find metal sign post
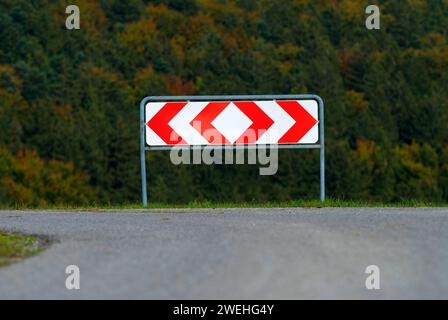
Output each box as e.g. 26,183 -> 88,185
140,95 -> 325,206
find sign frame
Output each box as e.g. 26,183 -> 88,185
140,95 -> 325,206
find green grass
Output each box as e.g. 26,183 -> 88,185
0,232 -> 43,267
0,198 -> 447,211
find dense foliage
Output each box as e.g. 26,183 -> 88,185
0,0 -> 447,205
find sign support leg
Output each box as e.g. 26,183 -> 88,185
140,100 -> 148,207
319,97 -> 325,202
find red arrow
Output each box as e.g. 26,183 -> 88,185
146,102 -> 187,144
233,101 -> 274,144
277,101 -> 318,144
190,102 -> 231,144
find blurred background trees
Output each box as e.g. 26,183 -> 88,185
0,0 -> 447,205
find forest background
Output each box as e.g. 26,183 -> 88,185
0,0 -> 447,206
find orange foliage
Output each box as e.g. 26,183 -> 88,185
356,139 -> 378,168
0,148 -> 96,206
119,20 -> 158,55
339,48 -> 360,73
345,91 -> 369,111
53,104 -> 73,120
184,14 -> 216,46
166,77 -> 197,96
338,0 -> 368,21
0,65 -> 22,88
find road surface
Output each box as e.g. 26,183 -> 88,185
0,208 -> 447,299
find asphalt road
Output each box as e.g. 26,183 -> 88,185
0,208 -> 447,299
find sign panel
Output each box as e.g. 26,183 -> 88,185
145,100 -> 319,146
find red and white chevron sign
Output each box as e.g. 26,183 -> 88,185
145,100 -> 319,146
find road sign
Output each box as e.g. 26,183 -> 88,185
145,100 -> 319,146
140,95 -> 325,205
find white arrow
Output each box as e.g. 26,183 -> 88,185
169,102 -> 210,145
255,101 -> 295,144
